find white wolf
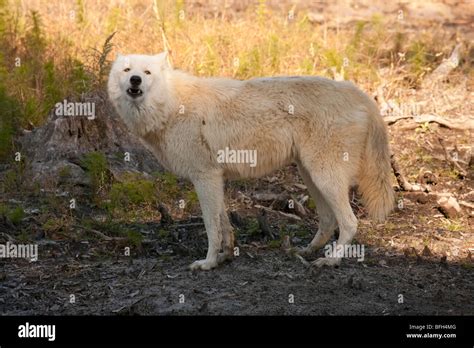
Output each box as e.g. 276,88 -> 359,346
108,52 -> 395,271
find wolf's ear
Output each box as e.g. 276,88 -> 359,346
155,51 -> 172,70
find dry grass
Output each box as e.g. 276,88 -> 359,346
1,0 -> 471,143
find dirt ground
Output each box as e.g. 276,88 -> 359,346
0,227 -> 472,316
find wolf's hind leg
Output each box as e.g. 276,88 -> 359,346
309,174 -> 358,267
297,164 -> 337,256
189,174 -> 225,271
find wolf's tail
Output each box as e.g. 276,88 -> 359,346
358,105 -> 395,222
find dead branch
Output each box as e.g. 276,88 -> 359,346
391,152 -> 467,217
294,253 -> 310,266
390,154 -> 427,192
422,43 -> 462,89
254,204 -> 302,221
459,201 -> 474,209
384,114 -> 474,130
291,195 -> 308,217
73,224 -> 126,241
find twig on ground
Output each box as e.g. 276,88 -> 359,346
390,154 -> 427,192
254,204 -> 302,221
459,201 -> 474,209
295,253 -> 310,267
72,224 -> 126,241
384,114 -> 474,130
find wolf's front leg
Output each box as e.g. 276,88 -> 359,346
189,174 -> 226,271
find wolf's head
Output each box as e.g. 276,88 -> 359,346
108,52 -> 172,135
108,52 -> 169,101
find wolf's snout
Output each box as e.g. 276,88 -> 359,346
126,75 -> 144,98
130,75 -> 142,86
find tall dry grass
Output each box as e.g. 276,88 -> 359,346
0,0 -> 469,161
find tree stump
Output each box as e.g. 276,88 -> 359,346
19,91 -> 164,188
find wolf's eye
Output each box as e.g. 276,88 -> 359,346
144,70 -> 151,75
123,68 -> 130,72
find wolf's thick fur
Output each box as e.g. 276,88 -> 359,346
108,53 -> 395,270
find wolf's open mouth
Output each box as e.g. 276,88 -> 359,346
127,87 -> 143,98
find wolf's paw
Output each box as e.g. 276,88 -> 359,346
312,257 -> 341,268
189,259 -> 218,271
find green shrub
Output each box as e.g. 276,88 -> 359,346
109,179 -> 155,208
0,205 -> 25,224
81,152 -> 110,194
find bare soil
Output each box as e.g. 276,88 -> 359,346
0,229 -> 472,316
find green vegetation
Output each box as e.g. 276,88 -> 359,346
0,204 -> 24,225
109,178 -> 155,207
81,152 -> 111,195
